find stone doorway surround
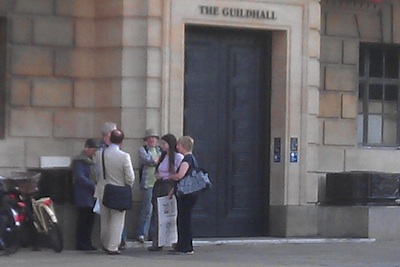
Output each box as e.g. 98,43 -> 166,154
161,0 -> 321,236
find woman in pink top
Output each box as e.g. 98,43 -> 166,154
148,133 -> 183,251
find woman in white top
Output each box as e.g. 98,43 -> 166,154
148,133 -> 183,251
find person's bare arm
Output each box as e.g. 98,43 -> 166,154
169,161 -> 189,181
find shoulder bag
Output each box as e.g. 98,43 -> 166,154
176,155 -> 212,196
101,149 -> 132,211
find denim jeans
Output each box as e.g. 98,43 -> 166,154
76,207 -> 95,249
121,227 -> 127,242
137,187 -> 154,238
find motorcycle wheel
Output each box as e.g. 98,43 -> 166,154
18,220 -> 32,248
42,210 -> 63,253
0,207 -> 20,254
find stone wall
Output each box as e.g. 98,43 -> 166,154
318,0 -> 400,196
0,0 -> 125,172
0,0 -> 166,172
0,0 -> 161,243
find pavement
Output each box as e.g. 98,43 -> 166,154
1,237 -> 400,267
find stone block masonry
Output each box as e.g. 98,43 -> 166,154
33,17 -> 74,46
11,46 -> 53,76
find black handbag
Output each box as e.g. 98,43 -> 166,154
176,168 -> 211,196
101,149 -> 132,211
102,184 -> 132,211
176,156 -> 211,196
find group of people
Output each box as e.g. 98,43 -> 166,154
71,122 -> 133,254
70,122 -> 199,255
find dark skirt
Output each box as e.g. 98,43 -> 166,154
149,179 -> 176,247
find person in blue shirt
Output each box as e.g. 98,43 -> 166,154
71,138 -> 100,251
136,129 -> 161,243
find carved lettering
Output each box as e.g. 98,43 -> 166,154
199,5 -> 219,16
200,6 -> 277,20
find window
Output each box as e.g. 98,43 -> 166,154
358,44 -> 400,146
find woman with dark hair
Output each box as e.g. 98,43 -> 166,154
148,133 -> 183,251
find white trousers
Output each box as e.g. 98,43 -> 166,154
100,202 -> 125,252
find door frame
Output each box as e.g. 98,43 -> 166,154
163,0 -> 309,217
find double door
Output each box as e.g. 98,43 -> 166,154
184,26 -> 271,237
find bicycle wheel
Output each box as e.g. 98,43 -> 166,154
0,208 -> 20,254
41,209 -> 63,253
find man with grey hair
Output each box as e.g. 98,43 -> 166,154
100,122 -> 117,149
97,129 -> 135,255
96,121 -> 127,250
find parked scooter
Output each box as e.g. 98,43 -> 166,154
0,177 -> 24,255
0,172 -> 63,253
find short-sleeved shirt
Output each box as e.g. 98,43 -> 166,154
180,154 -> 196,176
157,153 -> 184,180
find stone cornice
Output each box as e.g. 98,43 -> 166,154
322,0 -> 383,10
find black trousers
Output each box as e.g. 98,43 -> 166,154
75,207 -> 95,249
175,193 -> 198,252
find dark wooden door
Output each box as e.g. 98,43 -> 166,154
184,26 -> 271,237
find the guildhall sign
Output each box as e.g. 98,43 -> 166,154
199,5 -> 277,20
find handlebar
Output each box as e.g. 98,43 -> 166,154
0,172 -> 41,196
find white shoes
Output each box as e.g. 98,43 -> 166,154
137,235 -> 145,243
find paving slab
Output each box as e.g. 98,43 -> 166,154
1,238 -> 399,267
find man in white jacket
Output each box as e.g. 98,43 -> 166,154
95,129 -> 135,255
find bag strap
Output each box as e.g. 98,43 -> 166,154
190,155 -> 208,174
191,154 -> 199,168
102,149 -> 106,180
138,145 -> 147,183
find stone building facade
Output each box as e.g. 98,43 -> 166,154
0,0 -> 400,248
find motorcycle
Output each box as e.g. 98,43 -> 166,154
0,172 -> 63,253
0,177 -> 24,255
